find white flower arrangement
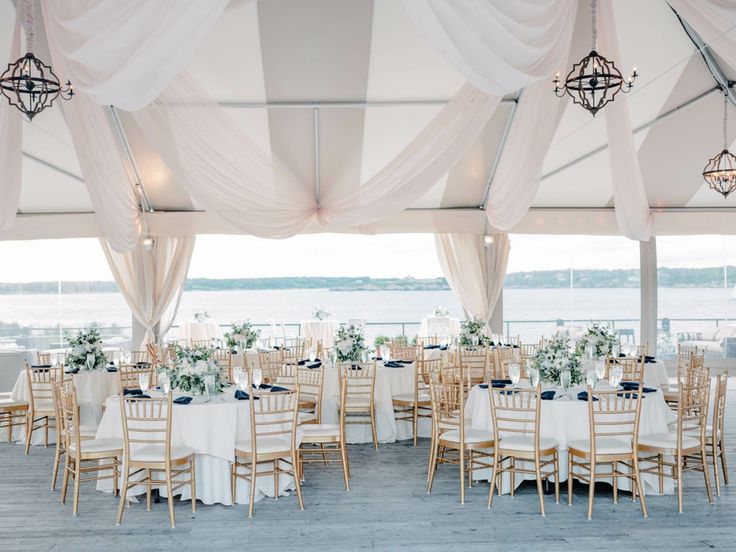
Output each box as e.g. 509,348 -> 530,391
459,317 -> 489,346
312,306 -> 330,321
223,320 -> 261,349
432,305 -> 450,317
531,335 -> 583,385
194,310 -> 210,323
334,324 -> 366,362
166,345 -> 225,395
65,328 -> 107,372
576,322 -> 618,358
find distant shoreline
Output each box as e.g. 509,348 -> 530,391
0,266 -> 733,294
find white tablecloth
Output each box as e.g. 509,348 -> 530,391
320,361 -> 430,444
418,317 -> 461,338
6,369 -> 118,444
96,391 -> 300,506
465,384 -> 677,494
300,320 -> 340,348
178,322 -> 221,344
646,360 -> 669,387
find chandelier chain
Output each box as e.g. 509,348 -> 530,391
22,0 -> 35,54
590,0 -> 598,51
724,93 -> 729,150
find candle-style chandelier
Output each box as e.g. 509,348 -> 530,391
553,0 -> 637,116
0,0 -> 73,120
702,92 -> 736,199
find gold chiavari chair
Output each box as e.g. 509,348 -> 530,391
427,380 -> 494,504
390,344 -> 419,362
707,372 -> 729,495
635,344 -> 648,356
129,350 -> 151,364
638,368 -> 713,513
232,389 -> 303,518
339,361 -> 378,450
297,366 -> 324,424
455,346 -> 488,390
117,363 -> 155,394
191,339 -> 213,349
392,336 -> 409,348
37,352 -> 52,365
418,336 -> 440,347
605,356 -> 645,385
258,349 -> 283,384
664,351 -> 705,406
213,348 -> 234,384
117,393 -> 196,528
495,345 -> 519,366
24,364 -> 62,454
0,392 -> 28,443
146,343 -> 160,366
58,381 -> 122,516
104,349 -> 120,365
519,343 -> 538,364
392,358 -> 440,446
273,363 -> 298,390
298,375 -> 350,490
488,385 -> 559,516
568,386 -> 647,519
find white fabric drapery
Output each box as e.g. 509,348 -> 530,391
100,236 -> 195,347
434,233 -> 510,326
669,0 -> 736,71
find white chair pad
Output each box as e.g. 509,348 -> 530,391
345,398 -> 372,408
69,437 -> 122,455
79,424 -> 98,437
639,432 -> 700,451
568,437 -> 632,455
130,444 -> 194,462
298,412 -> 317,423
392,392 -> 430,403
235,437 -> 292,455
499,435 -> 558,453
301,424 -> 340,438
440,428 -> 494,444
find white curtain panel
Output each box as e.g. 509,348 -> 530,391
100,235 -> 195,347
435,233 -> 510,324
598,0 -> 652,241
42,0 -> 228,110
669,0 -> 736,70
401,0 -> 578,94
0,8 -> 23,231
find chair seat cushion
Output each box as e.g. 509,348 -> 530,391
298,411 -> 316,423
499,435 -> 558,453
301,424 -> 340,439
639,432 -> 700,451
69,437 -> 123,455
130,444 -> 194,462
440,428 -> 494,445
79,424 -> 98,437
235,437 -> 292,455
568,437 -> 632,455
392,392 -> 430,404
344,398 -> 372,408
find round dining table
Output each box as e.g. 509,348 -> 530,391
300,320 -> 340,348
95,390 -> 301,506
465,383 -> 677,495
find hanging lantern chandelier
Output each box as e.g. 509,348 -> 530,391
702,93 -> 736,199
553,0 -> 637,116
0,0 -> 73,120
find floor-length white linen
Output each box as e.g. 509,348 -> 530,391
435,233 -> 510,326
418,317 -> 461,338
42,0 -> 228,111
178,322 -> 221,345
401,0 -> 578,95
95,393 -> 299,505
465,384 -> 676,494
100,236 -> 195,347
300,320 -> 340,349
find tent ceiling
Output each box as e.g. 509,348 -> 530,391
2,0 -> 736,241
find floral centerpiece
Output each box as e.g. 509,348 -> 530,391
432,305 -> 449,317
334,324 -> 366,362
531,335 -> 583,385
459,317 -> 489,346
312,306 -> 330,320
223,320 -> 260,349
65,328 -> 107,371
166,345 -> 226,395
576,322 -> 618,358
194,310 -> 210,323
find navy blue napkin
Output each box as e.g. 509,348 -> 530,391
384,361 -> 404,368
620,381 -> 640,390
65,368 -> 80,374
479,382 -> 507,389
173,396 -> 192,405
127,394 -> 150,399
479,383 -> 488,389
106,363 -> 117,372
252,383 -> 272,390
424,344 -> 440,350
270,385 -> 289,392
617,391 -> 641,399
32,364 -> 52,369
298,358 -> 321,365
577,391 -> 598,402
644,355 -> 656,363
305,361 -> 322,369
492,379 -> 512,385
349,364 -> 362,370
396,359 -> 413,364
123,388 -> 143,396
234,389 -> 258,400
540,390 -> 556,401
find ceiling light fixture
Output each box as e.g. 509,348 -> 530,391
703,92 -> 736,199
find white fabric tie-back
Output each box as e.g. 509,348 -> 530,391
101,236 -> 195,348
435,233 -> 510,325
42,0 -> 229,110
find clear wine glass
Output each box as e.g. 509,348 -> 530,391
204,373 -> 215,401
308,348 -> 317,363
560,370 -> 571,395
383,347 -> 391,362
252,368 -> 263,389
159,372 -> 170,395
139,372 -> 150,393
529,367 -> 540,388
585,343 -> 594,361
233,367 -> 243,388
240,372 -> 249,392
586,370 -> 598,388
612,342 -> 621,357
609,366 -> 623,388
595,359 -> 606,381
508,363 -> 521,385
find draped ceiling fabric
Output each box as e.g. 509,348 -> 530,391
669,0 -> 736,71
0,8 -> 22,231
435,233 -> 510,331
100,236 -> 195,348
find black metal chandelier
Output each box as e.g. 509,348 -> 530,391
553,0 -> 637,116
0,0 -> 73,120
702,93 -> 736,199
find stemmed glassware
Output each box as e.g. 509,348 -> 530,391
204,374 -> 215,402
559,370 -> 572,397
595,359 -> 606,381
252,367 -> 263,390
138,372 -> 150,394
158,371 -> 170,395
308,348 -> 317,363
609,366 -> 623,388
586,369 -> 598,388
529,366 -> 540,388
508,363 -> 521,385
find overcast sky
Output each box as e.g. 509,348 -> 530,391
0,233 -> 733,283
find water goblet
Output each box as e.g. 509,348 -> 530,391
252,368 -> 263,390
233,367 -> 243,387
383,347 -> 391,362
595,359 -> 606,381
139,371 -> 150,394
609,366 -> 623,388
528,367 -> 540,388
508,363 -> 521,385
560,370 -> 571,395
159,372 -> 171,395
612,342 -> 621,358
308,348 -> 317,363
586,370 -> 598,389
204,373 -> 216,401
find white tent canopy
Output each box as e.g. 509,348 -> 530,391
2,0 -> 736,244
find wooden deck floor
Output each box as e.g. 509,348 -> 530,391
2,383 -> 735,552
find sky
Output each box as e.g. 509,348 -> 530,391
0,233 -> 734,283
